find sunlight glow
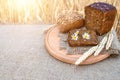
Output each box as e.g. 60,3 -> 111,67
0,0 -> 42,24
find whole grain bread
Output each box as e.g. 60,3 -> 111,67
57,11 -> 85,33
85,2 -> 117,35
67,29 -> 98,47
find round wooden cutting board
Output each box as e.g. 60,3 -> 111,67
45,26 -> 110,65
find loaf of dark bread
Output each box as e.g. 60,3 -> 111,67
68,29 -> 98,47
85,2 -> 117,35
57,11 -> 85,33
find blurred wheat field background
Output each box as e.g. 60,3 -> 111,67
0,0 -> 119,26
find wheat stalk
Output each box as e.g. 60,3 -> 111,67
0,0 -> 119,24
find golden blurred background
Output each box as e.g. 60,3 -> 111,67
0,0 -> 119,25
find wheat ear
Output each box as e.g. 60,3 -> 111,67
94,35 -> 108,56
106,32 -> 114,50
75,46 -> 98,65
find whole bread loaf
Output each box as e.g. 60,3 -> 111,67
85,2 -> 117,35
57,11 -> 85,33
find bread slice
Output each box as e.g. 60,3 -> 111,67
68,29 -> 98,47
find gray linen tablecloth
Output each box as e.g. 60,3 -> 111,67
0,25 -> 120,80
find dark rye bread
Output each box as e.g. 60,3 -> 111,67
85,2 -> 117,35
57,12 -> 85,33
68,29 -> 98,47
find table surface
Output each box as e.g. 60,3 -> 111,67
0,25 -> 120,80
